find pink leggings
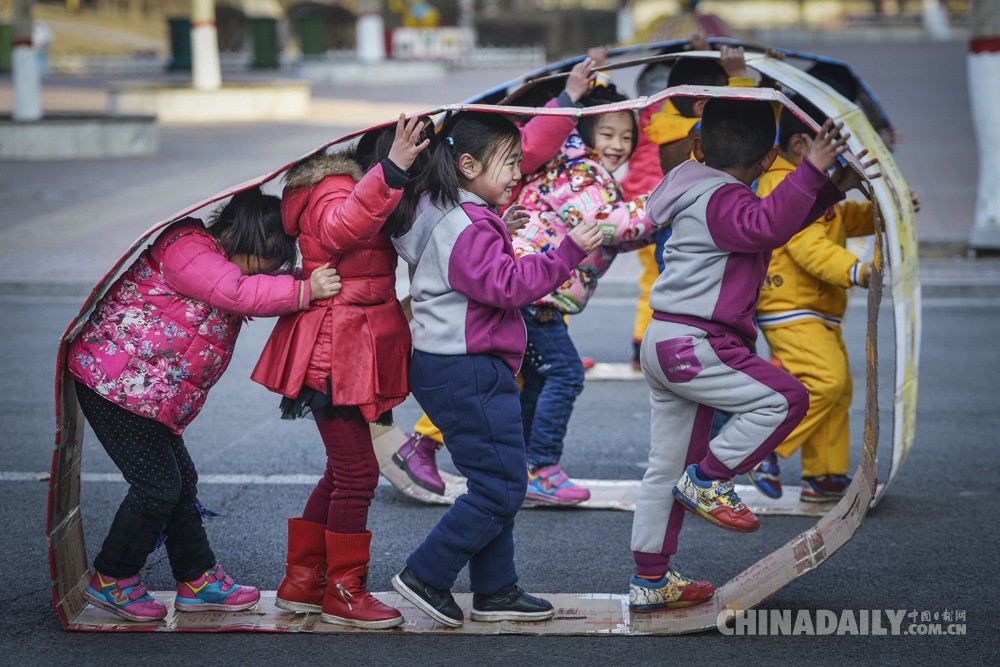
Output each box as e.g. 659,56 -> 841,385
301,408 -> 380,534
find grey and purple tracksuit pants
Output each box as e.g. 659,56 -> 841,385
631,319 -> 809,576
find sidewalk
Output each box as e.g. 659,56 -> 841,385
2,40 -> 995,297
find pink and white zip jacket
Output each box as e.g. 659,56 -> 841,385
512,131 -> 663,314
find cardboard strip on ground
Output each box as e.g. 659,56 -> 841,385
48,53 -> 907,633
375,425 -> 830,516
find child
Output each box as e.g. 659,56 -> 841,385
513,83 -> 664,504
628,99 -> 866,612
390,111 -> 603,627
392,56 -> 601,496
626,45 -> 755,370
67,188 -> 342,622
748,99 -> 882,502
250,115 -> 429,629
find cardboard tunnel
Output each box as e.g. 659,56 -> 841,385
48,48 -> 918,634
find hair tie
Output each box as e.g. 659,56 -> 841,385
446,136 -> 455,147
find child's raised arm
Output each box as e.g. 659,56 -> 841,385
519,58 -> 596,175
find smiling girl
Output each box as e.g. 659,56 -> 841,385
511,84 -> 670,505
390,111 -> 603,628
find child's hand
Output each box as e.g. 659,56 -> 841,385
564,57 -> 597,103
387,114 -> 431,171
309,263 -> 342,301
805,119 -> 851,172
830,148 -> 880,193
502,204 -> 531,235
880,126 -> 901,151
719,45 -> 747,79
689,28 -> 709,51
587,45 -> 609,68
568,219 -> 603,253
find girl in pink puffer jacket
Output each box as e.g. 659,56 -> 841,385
66,187 -> 341,623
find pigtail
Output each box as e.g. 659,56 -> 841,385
354,121 -> 437,237
415,119 -> 463,208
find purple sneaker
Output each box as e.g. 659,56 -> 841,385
84,570 -> 167,622
174,561 -> 260,612
392,433 -> 445,495
526,464 -> 591,505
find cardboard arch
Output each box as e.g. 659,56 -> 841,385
48,53 -> 917,634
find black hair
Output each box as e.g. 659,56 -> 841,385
806,62 -> 859,102
667,58 -> 727,117
207,186 -> 296,272
778,96 -> 825,150
415,111 -> 522,208
354,121 -> 435,237
576,84 -> 640,161
699,98 -> 776,170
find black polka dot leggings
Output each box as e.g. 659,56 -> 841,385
75,382 -> 215,582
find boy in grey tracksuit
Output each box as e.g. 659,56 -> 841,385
628,98 -> 867,613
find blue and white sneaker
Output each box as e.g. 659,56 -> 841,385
747,454 -> 782,499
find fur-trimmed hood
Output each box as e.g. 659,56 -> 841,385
282,151 -> 366,238
284,151 -> 365,190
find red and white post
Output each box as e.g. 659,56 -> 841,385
968,0 -> 1000,251
191,0 -> 222,91
11,0 -> 41,121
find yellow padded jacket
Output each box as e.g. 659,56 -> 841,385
756,155 -> 874,328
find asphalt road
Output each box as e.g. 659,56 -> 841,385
1,293 -> 997,663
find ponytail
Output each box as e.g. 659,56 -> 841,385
208,186 -> 296,272
354,122 -> 436,237
414,111 -> 521,208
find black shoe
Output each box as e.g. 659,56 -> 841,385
470,584 -> 554,622
391,566 -> 464,627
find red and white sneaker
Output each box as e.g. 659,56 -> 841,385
673,464 -> 759,532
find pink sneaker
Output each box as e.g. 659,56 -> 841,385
526,464 -> 591,505
84,570 -> 167,622
174,561 -> 260,612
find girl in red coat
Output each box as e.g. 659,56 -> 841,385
251,115 -> 429,629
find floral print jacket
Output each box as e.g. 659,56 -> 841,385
68,218 -> 306,434
513,132 -> 663,314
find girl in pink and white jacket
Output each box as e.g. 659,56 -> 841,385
512,84 -> 669,505
66,188 -> 341,623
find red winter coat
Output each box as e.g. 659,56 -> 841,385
251,153 -> 411,422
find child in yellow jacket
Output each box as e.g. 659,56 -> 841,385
749,98 -> 876,503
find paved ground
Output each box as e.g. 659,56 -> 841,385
1,33 -> 998,663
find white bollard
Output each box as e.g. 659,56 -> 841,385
357,13 -> 386,65
12,44 -> 42,121
191,0 -> 222,91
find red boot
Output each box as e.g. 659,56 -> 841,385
322,531 -> 404,629
275,518 -> 326,613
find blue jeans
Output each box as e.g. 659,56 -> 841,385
520,306 -> 585,469
405,351 -> 526,594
